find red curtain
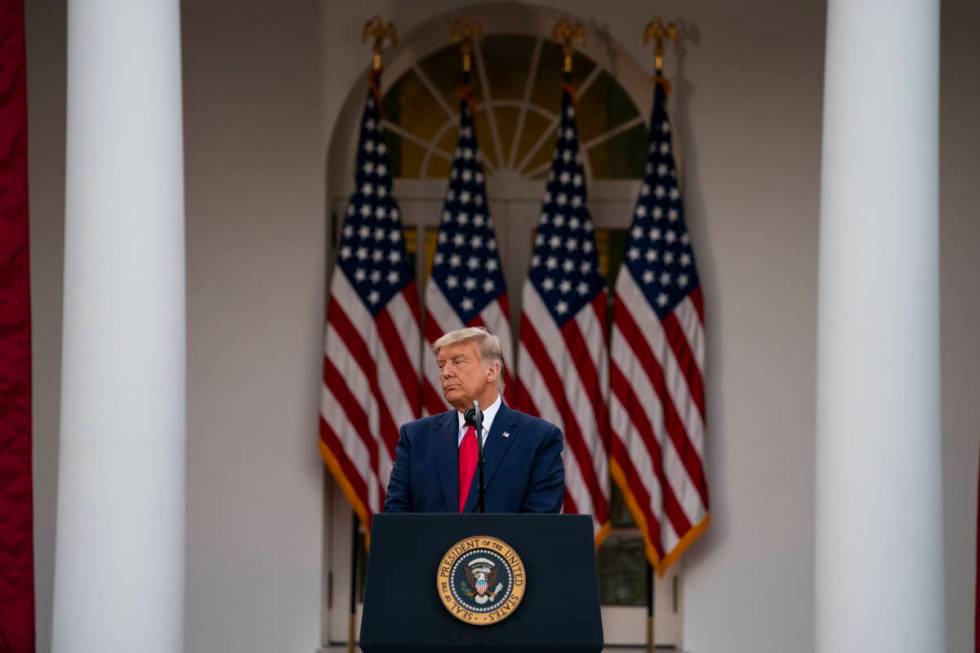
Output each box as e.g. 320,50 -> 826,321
0,0 -> 35,650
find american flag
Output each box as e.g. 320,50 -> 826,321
319,76 -> 422,536
609,79 -> 709,574
423,80 -> 516,413
517,81 -> 611,541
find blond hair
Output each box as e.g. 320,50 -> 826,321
432,327 -> 505,391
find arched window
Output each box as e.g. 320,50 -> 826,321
324,6 -> 684,649
381,34 -> 648,181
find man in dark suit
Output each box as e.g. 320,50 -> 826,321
384,327 -> 564,513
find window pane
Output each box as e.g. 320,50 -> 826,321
398,224 -> 418,281
595,227 -> 629,295
522,127 -> 557,178
610,480 -> 637,527
436,124 -> 459,155
530,41 -> 596,110
392,138 -> 426,178
428,125 -> 461,179
596,227 -> 627,324
587,122 -> 649,179
514,110 -> 555,172
480,35 -> 536,101
426,152 -> 453,180
597,530 -> 647,606
383,68 -> 446,144
420,226 -> 438,285
381,89 -> 403,177
493,106 -> 521,168
417,44 -> 481,113
576,70 -> 640,143
472,107 -> 499,168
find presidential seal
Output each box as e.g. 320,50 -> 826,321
436,535 -> 526,626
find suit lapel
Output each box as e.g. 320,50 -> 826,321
433,410 -> 459,513
463,403 -> 519,513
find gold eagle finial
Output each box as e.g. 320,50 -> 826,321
361,16 -> 397,72
552,19 -> 586,73
643,18 -> 678,75
451,18 -> 483,73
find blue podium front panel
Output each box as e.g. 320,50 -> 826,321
360,513 -> 603,653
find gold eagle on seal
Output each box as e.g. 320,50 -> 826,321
436,535 -> 526,626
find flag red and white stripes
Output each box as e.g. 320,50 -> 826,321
519,287 -> 611,539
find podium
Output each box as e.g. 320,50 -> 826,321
360,513 -> 603,653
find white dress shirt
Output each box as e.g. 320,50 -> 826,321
456,394 -> 502,447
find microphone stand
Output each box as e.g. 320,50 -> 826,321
473,400 -> 486,513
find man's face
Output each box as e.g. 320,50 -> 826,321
437,340 -> 498,410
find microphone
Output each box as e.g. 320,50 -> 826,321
464,400 -> 486,514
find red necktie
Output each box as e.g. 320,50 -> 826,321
458,425 -> 478,512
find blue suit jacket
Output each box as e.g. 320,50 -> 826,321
383,403 -> 564,513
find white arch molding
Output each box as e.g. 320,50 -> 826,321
321,3 -> 684,650
327,3 -> 656,191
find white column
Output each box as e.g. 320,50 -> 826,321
52,2 -> 185,652
815,0 -> 943,652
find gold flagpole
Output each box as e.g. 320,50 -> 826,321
640,20 -> 679,653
